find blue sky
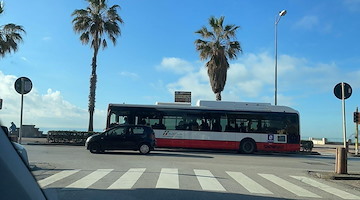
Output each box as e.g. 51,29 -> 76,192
1,0 -> 360,141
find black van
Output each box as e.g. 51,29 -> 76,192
85,124 -> 156,154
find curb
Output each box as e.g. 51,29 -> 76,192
308,171 -> 360,180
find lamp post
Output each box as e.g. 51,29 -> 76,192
274,9 -> 287,106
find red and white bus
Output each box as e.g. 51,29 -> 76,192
106,100 -> 300,153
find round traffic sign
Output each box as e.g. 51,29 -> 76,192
334,82 -> 352,100
14,77 -> 32,95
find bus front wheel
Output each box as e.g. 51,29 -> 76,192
239,139 -> 256,154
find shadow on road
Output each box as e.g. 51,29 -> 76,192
100,151 -> 214,159
44,188 -> 291,200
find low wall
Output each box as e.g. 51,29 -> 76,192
47,131 -> 100,144
309,137 -> 327,145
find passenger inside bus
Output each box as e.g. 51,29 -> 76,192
189,119 -> 199,131
139,118 -> 146,125
176,119 -> 188,130
152,119 -> 166,130
247,120 -> 252,132
239,122 -> 246,132
225,119 -> 239,132
211,120 -> 222,132
122,117 -> 129,124
199,119 -> 210,131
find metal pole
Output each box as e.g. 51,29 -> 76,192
341,82 -> 347,148
19,78 -> 24,144
274,16 -> 278,106
356,107 -> 359,155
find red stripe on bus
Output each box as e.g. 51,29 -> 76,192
156,138 -> 300,152
256,143 -> 300,152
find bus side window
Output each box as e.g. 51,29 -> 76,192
117,116 -> 129,124
176,119 -> 187,130
199,119 -> 210,131
211,120 -> 222,132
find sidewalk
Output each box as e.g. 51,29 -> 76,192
21,137 -> 48,144
311,144 -> 360,191
313,144 -> 360,157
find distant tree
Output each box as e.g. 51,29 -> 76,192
72,0 -> 124,131
0,2 -> 26,57
195,16 -> 242,101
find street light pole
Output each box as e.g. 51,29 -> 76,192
274,9 -> 287,106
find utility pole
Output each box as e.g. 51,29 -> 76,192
355,107 -> 359,155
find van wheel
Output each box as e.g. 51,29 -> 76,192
139,144 -> 150,154
239,139 -> 256,154
89,143 -> 102,154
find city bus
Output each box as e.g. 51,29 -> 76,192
106,100 -> 300,153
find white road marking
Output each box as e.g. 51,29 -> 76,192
291,176 -> 360,200
65,169 -> 113,189
194,169 -> 226,191
108,168 -> 146,189
226,171 -> 273,194
259,173 -> 321,198
38,169 -> 80,187
156,168 -> 179,189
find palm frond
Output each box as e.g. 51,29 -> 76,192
0,22 -> 26,57
72,0 -> 123,50
102,38 -> 107,49
0,1 -> 3,14
194,16 -> 242,100
80,32 -> 90,44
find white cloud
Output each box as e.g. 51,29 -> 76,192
156,57 -> 194,74
0,71 -> 106,130
42,36 -> 52,41
162,52 -> 351,106
120,71 -> 139,79
166,66 -> 214,102
293,15 -> 332,33
344,0 -> 360,12
294,15 -> 319,30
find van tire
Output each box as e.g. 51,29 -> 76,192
239,139 -> 256,154
139,143 -> 150,154
89,143 -> 102,154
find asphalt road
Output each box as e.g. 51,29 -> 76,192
26,145 -> 360,200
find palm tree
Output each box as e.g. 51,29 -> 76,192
72,0 -> 124,131
195,16 -> 242,101
0,2 -> 26,57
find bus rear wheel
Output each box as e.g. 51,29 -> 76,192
239,139 -> 256,154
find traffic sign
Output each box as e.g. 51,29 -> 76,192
14,77 -> 32,95
334,82 -> 352,100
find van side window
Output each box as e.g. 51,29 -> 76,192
133,127 -> 144,135
109,127 -> 127,136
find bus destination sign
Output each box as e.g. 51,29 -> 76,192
175,91 -> 191,103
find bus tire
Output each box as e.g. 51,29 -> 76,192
89,143 -> 102,154
139,143 -> 150,155
239,139 -> 256,154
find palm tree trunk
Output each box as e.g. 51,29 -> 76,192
88,47 -> 98,132
216,92 -> 221,101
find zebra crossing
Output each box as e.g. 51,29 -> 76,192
37,168 -> 360,199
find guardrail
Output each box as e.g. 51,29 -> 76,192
47,131 -> 99,144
